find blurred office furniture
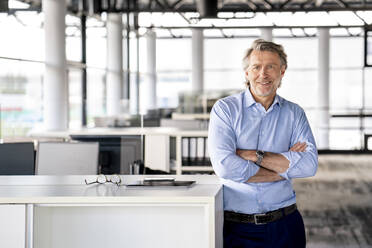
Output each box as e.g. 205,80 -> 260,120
120,136 -> 142,174
161,90 -> 236,131
30,128 -> 213,175
93,115 -> 160,128
176,90 -> 235,114
160,117 -> 209,130
145,134 -> 170,172
365,134 -> 372,150
36,142 -> 99,175
71,135 -> 141,174
92,108 -> 173,128
171,131 -> 213,175
0,142 -> 35,175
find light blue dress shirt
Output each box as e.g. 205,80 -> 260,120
208,89 -> 318,214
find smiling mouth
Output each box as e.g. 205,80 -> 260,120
258,81 -> 272,85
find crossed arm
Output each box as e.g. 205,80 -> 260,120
236,142 -> 307,183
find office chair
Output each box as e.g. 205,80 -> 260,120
0,142 -> 35,175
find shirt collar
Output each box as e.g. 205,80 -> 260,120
272,94 -> 283,108
244,88 -> 283,109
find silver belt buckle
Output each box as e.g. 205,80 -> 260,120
254,213 -> 267,225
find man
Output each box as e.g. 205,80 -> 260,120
208,39 -> 318,248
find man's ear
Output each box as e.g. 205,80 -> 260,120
245,70 -> 249,80
280,66 -> 286,78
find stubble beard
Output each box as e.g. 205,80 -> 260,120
251,79 -> 280,97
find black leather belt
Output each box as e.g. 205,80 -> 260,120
224,204 -> 297,225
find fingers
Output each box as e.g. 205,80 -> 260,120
289,142 -> 307,152
293,142 -> 306,152
289,142 -> 301,151
294,142 -> 306,152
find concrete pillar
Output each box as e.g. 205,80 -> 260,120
123,13 -> 130,100
130,27 -> 140,115
192,29 -> 204,92
142,30 -> 157,113
106,14 -> 123,116
130,73 -> 139,114
317,28 -> 330,149
260,28 -> 273,41
42,0 -> 68,130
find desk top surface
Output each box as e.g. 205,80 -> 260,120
0,175 -> 222,204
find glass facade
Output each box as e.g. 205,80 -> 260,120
0,11 -> 371,149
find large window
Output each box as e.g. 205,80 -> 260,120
1,9 -> 372,150
328,37 -> 366,149
0,12 -> 90,137
0,12 -> 44,138
155,38 -> 191,108
0,59 -> 43,137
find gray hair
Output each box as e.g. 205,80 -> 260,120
243,39 -> 288,87
242,39 -> 288,71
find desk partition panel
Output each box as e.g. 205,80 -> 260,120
36,142 -> 99,175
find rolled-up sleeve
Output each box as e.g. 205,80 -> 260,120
208,101 -> 259,183
279,109 -> 318,180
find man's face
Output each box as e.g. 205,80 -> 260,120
245,50 -> 286,99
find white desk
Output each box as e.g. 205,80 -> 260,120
0,175 -> 223,248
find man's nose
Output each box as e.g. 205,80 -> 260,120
259,67 -> 268,76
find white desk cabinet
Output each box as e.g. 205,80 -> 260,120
35,203 -> 212,248
0,175 -> 223,248
0,204 -> 26,248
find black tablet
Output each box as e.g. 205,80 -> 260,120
126,180 -> 195,187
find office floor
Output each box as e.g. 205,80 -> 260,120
293,155 -> 372,248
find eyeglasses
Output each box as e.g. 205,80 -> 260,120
85,174 -> 122,186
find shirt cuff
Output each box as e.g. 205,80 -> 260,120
279,151 -> 302,180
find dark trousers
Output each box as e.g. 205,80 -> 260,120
223,210 -> 306,248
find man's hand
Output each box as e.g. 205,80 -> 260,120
289,142 -> 307,152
